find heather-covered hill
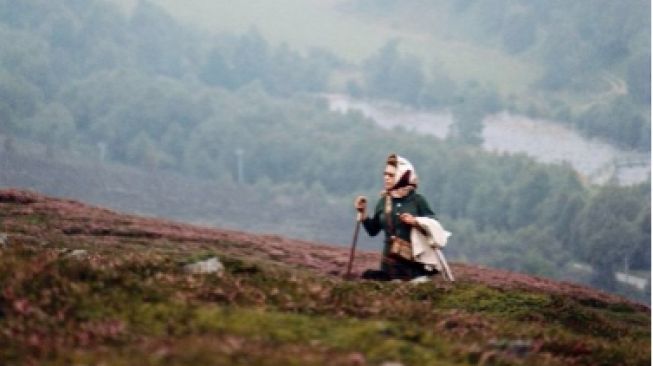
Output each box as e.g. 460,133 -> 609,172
0,189 -> 649,365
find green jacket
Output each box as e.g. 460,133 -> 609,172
362,191 -> 436,256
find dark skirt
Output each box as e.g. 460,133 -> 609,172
362,255 -> 436,281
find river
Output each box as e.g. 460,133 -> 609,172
324,94 -> 650,186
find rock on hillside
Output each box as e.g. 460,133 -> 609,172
0,189 -> 649,365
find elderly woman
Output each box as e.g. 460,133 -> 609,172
355,153 -> 439,282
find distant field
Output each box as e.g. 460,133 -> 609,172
143,0 -> 539,95
153,0 -> 389,61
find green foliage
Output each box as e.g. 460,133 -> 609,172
501,12 -> 537,54
577,96 -> 650,150
627,51 -> 651,106
0,239 -> 648,365
348,0 -> 650,150
573,185 -> 651,289
362,39 -> 425,104
448,106 -> 484,146
129,1 -> 185,77
24,103 -> 76,149
446,81 -> 501,145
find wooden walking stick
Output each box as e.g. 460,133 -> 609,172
345,198 -> 366,279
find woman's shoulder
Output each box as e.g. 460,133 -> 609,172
410,191 -> 426,200
411,192 -> 431,205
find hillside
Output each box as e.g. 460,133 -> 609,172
0,141 -> 356,247
0,189 -> 649,365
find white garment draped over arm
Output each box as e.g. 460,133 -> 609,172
410,217 -> 454,281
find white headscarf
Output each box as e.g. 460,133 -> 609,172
393,155 -> 418,189
384,153 -> 419,199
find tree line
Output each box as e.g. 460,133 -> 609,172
346,0 -> 651,151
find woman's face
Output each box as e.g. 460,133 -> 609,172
383,165 -> 396,190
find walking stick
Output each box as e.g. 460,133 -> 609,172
345,199 -> 366,279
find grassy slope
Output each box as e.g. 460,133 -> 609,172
0,189 -> 649,365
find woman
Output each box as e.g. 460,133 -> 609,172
354,153 -> 438,282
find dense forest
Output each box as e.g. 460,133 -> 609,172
345,0 -> 651,150
0,0 -> 649,302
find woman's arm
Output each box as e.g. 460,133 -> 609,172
362,199 -> 383,236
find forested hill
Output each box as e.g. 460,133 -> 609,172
0,189 -> 649,365
0,0 -> 649,304
138,0 -> 651,150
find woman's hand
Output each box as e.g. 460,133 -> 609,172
399,213 -> 418,226
354,196 -> 367,219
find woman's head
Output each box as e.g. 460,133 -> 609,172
384,153 -> 418,191
383,164 -> 397,190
